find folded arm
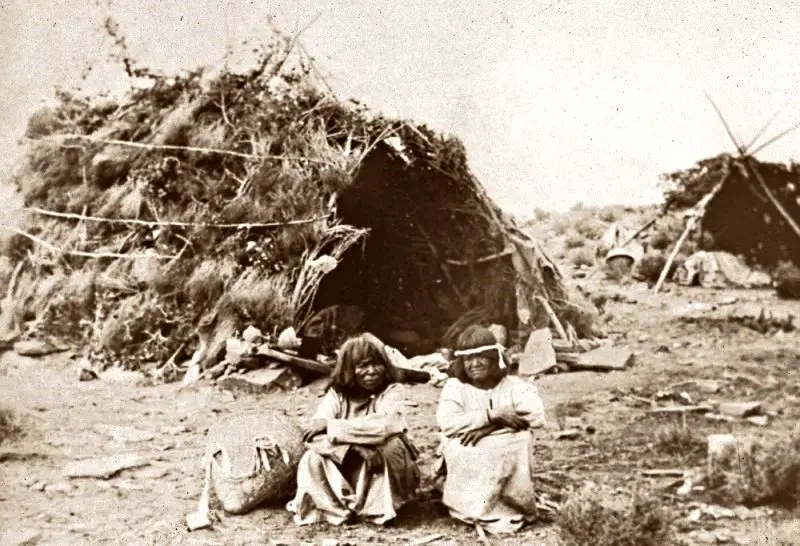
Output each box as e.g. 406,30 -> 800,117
325,384 -> 409,446
436,379 -> 492,437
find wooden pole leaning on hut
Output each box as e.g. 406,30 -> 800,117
652,171 -> 729,294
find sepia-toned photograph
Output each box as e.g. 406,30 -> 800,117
1,1 -> 799,544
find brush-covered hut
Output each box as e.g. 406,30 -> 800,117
0,37 -> 596,378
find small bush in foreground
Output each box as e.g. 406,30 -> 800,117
564,233 -> 587,249
0,407 -> 23,444
653,418 -> 706,458
574,217 -> 606,239
648,228 -> 673,251
707,435 -> 800,509
568,247 -> 594,268
598,208 -> 619,223
558,486 -> 674,546
635,252 -> 683,285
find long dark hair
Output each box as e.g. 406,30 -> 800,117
448,324 -> 508,385
327,332 -> 400,397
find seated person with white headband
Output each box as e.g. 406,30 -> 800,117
435,324 -> 546,536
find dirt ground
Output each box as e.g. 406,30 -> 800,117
1,281 -> 799,545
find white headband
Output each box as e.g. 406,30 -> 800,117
453,344 -> 507,369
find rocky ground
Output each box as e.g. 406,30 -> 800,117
1,281 -> 799,545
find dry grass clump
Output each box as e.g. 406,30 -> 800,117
0,407 -> 24,445
564,232 -> 587,249
707,435 -> 800,509
184,257 -> 238,307
647,228 -> 673,251
652,418 -> 706,458
221,270 -> 294,329
574,216 -> 606,239
598,208 -> 619,223
635,252 -> 682,284
568,247 -> 594,268
558,486 -> 674,546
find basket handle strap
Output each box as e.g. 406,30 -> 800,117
253,436 -> 289,470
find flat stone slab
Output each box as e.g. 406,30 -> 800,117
13,340 -> 64,357
717,401 -> 763,418
571,345 -> 634,372
218,366 -> 303,395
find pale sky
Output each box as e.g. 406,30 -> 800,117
1,0 -> 799,216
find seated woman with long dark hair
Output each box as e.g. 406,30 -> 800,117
287,333 -> 420,526
436,325 -> 546,535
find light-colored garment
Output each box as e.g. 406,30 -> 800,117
436,376 -> 546,535
287,383 -> 420,526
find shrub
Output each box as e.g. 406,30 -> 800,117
551,218 -> 571,237
568,247 -> 594,268
648,228 -> 673,251
707,435 -> 800,509
653,418 -> 705,458
532,207 -> 551,222
598,208 -> 618,223
574,217 -> 605,239
558,486 -> 674,546
635,252 -> 682,285
564,233 -> 587,249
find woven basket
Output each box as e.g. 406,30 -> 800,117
199,411 -> 304,515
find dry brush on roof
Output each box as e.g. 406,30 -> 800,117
0,33 -> 595,379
